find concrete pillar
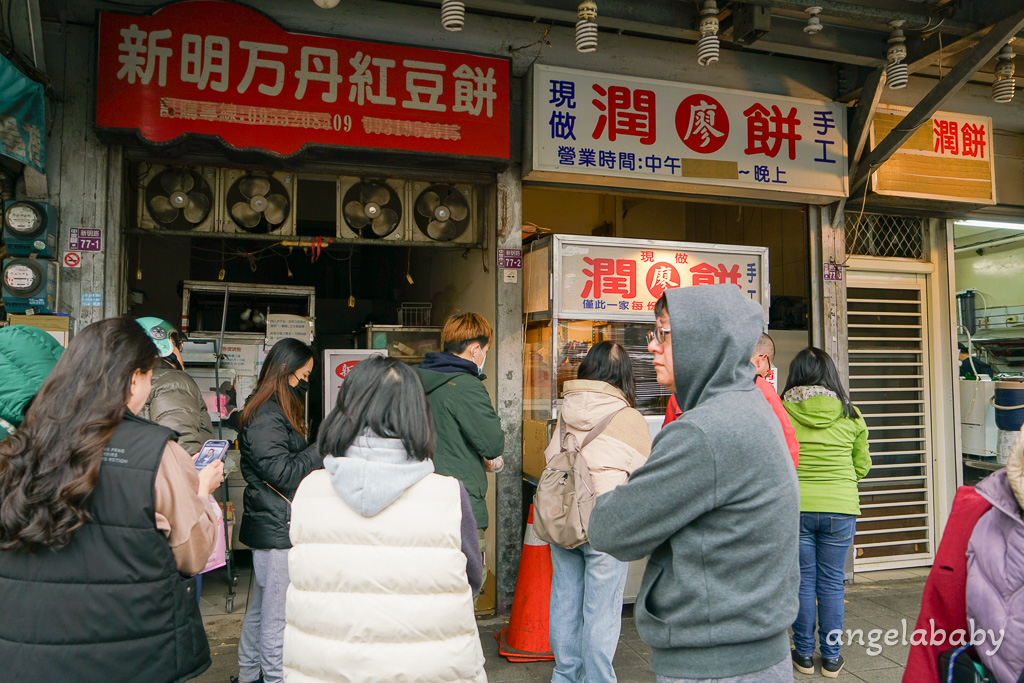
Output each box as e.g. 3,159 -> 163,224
45,23 -> 124,329
817,202 -> 850,388
494,166 -> 524,614
814,202 -> 854,580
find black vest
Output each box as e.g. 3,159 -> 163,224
0,412 -> 211,683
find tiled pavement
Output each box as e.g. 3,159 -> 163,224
192,562 -> 928,682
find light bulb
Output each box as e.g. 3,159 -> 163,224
697,0 -> 720,66
803,7 -> 823,34
441,0 -> 465,31
993,44 -> 1016,103
576,1 -> 598,53
886,20 -> 909,90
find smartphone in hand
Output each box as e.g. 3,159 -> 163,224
194,440 -> 230,471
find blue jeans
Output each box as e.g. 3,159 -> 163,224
549,542 -> 629,683
792,512 -> 856,661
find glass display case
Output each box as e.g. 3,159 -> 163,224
364,324 -> 442,364
524,234 -> 770,425
181,280 -> 316,345
525,319 -> 670,421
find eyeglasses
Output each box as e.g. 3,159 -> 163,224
646,326 -> 671,345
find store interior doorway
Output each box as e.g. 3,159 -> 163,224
522,187 -> 811,387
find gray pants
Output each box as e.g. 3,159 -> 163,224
238,549 -> 290,683
656,657 -> 793,683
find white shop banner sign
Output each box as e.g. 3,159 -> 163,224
558,241 -> 766,319
529,65 -> 847,199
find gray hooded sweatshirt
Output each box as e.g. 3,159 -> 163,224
589,284 -> 800,679
325,433 -> 484,594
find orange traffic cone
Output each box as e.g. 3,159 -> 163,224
496,504 -> 555,662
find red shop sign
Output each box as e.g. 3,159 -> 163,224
96,1 -> 510,159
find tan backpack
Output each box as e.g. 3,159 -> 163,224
532,409 -> 623,549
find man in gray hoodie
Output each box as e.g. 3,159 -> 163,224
589,284 -> 800,682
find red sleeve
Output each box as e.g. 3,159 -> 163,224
902,487 -> 991,683
756,377 -> 800,468
662,394 -> 682,428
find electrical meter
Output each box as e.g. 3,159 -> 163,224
2,258 -> 56,314
3,200 -> 59,257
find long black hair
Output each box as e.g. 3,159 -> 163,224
0,318 -> 160,552
783,346 -> 856,418
241,338 -> 314,435
577,340 -> 638,408
317,355 -> 434,461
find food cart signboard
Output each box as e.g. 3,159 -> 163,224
95,1 -> 510,159
527,65 -> 847,203
555,237 -> 767,321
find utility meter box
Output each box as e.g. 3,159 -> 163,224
3,200 -> 59,258
2,258 -> 57,314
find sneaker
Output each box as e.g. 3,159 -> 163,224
821,655 -> 845,678
792,649 -> 815,675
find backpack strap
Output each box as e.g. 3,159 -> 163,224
558,407 -> 626,452
581,408 -> 626,449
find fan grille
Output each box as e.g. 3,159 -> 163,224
342,180 -> 403,239
413,184 -> 471,242
225,173 -> 291,234
144,168 -> 214,231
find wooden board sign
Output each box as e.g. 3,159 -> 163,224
869,104 -> 995,204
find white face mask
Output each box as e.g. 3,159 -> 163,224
474,347 -> 486,374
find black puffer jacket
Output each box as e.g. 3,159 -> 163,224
238,396 -> 322,550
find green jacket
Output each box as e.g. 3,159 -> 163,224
0,325 -> 64,440
415,353 -> 504,528
783,391 -> 871,516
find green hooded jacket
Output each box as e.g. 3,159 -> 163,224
783,391 -> 871,516
0,325 -> 64,440
415,352 -> 505,529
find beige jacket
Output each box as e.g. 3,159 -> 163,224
545,380 -> 652,496
153,441 -> 219,575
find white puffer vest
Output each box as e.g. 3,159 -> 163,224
283,469 -> 486,683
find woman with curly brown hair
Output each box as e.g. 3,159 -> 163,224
0,317 -> 223,683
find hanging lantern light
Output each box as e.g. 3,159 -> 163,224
697,0 -> 720,66
992,44 -> 1016,103
886,20 -> 909,90
441,0 -> 466,31
576,1 -> 598,53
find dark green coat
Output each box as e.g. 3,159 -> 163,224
416,353 -> 504,528
0,325 -> 63,440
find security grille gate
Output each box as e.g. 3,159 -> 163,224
847,280 -> 934,569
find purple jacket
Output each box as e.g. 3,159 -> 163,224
966,469 -> 1024,683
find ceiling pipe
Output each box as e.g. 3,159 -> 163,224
954,233 -> 1024,253
729,0 -> 979,37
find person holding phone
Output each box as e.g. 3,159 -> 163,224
0,317 -> 223,682
195,440 -> 230,471
236,338 -> 321,683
